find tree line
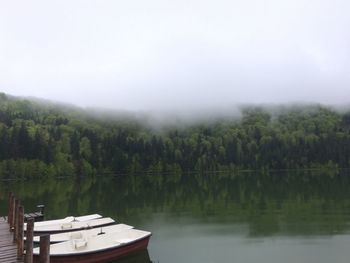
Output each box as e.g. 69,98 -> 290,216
0,92 -> 349,178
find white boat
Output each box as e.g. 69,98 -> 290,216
28,217 -> 115,234
33,223 -> 134,243
33,228 -> 152,263
24,214 -> 102,229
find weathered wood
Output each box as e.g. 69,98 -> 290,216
13,199 -> 19,237
8,192 -> 13,225
17,206 -> 24,259
39,235 -> 50,263
0,217 -> 23,263
25,218 -> 34,263
10,195 -> 16,231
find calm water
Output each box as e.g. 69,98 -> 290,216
1,170 -> 350,263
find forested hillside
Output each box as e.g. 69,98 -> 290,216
0,92 -> 349,178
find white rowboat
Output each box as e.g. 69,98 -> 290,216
33,228 -> 152,263
27,217 -> 115,234
33,223 -> 133,243
24,214 -> 102,230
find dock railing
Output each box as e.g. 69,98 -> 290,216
7,192 -> 50,263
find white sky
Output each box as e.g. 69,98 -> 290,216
1,0 -> 350,111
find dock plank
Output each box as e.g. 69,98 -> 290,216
0,218 -> 23,263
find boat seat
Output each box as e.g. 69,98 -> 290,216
73,238 -> 88,249
61,222 -> 73,229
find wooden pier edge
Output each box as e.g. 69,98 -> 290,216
39,235 -> 51,263
8,192 -> 13,225
25,218 -> 34,263
17,205 -> 24,259
14,199 -> 19,241
10,195 -> 16,231
1,193 -> 49,263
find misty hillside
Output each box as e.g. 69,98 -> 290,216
0,92 -> 349,179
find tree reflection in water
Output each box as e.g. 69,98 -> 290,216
1,170 -> 350,238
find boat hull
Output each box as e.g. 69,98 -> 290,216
32,236 -> 150,263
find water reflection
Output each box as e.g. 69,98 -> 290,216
1,170 -> 350,236
111,249 -> 151,263
1,170 -> 350,263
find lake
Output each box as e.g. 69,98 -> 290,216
1,170 -> 350,263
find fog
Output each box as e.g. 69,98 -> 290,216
1,0 -> 350,111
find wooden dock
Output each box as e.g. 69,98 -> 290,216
0,217 -> 23,263
2,193 -> 49,263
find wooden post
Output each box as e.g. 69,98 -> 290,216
7,192 -> 13,224
13,199 -> 19,237
25,218 -> 34,263
8,192 -> 14,225
39,235 -> 50,263
17,205 -> 24,259
10,195 -> 16,231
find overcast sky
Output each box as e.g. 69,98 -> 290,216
0,0 -> 349,111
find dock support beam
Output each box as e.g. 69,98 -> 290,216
40,235 -> 50,263
17,205 -> 24,259
13,199 -> 19,237
8,192 -> 13,225
25,218 -> 34,263
10,196 -> 16,231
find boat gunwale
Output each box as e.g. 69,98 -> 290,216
32,221 -> 116,235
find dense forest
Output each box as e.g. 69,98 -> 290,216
0,92 -> 349,178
